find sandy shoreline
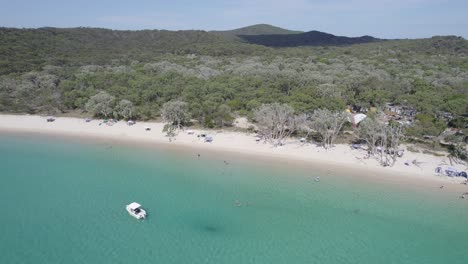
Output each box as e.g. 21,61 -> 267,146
1,114 -> 467,191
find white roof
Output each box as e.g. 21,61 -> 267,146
128,202 -> 141,210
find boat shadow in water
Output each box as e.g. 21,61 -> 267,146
190,219 -> 225,235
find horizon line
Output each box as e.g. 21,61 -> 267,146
1,25 -> 466,40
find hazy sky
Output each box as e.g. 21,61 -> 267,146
1,0 -> 467,38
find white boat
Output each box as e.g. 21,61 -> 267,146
126,202 -> 147,219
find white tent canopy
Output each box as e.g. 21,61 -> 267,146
353,114 -> 367,125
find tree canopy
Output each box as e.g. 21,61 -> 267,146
0,27 -> 466,143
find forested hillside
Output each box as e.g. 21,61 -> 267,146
0,27 -> 270,75
239,30 -> 380,47
0,26 -> 467,136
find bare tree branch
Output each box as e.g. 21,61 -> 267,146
254,103 -> 304,146
357,119 -> 405,167
303,109 -> 349,149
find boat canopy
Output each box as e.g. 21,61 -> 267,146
128,202 -> 142,210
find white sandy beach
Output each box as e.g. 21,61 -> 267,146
0,114 -> 467,188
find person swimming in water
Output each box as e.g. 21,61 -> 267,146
314,176 -> 320,182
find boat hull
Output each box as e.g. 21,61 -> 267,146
126,206 -> 147,219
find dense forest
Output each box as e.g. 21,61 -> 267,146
238,30 -> 380,47
0,25 -> 467,148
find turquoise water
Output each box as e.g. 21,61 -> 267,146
1,133 -> 467,264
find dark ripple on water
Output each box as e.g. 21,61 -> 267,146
191,220 -> 224,235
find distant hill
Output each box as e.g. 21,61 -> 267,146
211,24 -> 302,41
213,25 -> 380,47
239,30 -> 381,47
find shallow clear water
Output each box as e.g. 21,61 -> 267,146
0,134 -> 467,264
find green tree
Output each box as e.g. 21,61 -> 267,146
114,99 -> 135,120
211,104 -> 234,127
406,114 -> 446,138
161,100 -> 190,129
85,91 -> 115,118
